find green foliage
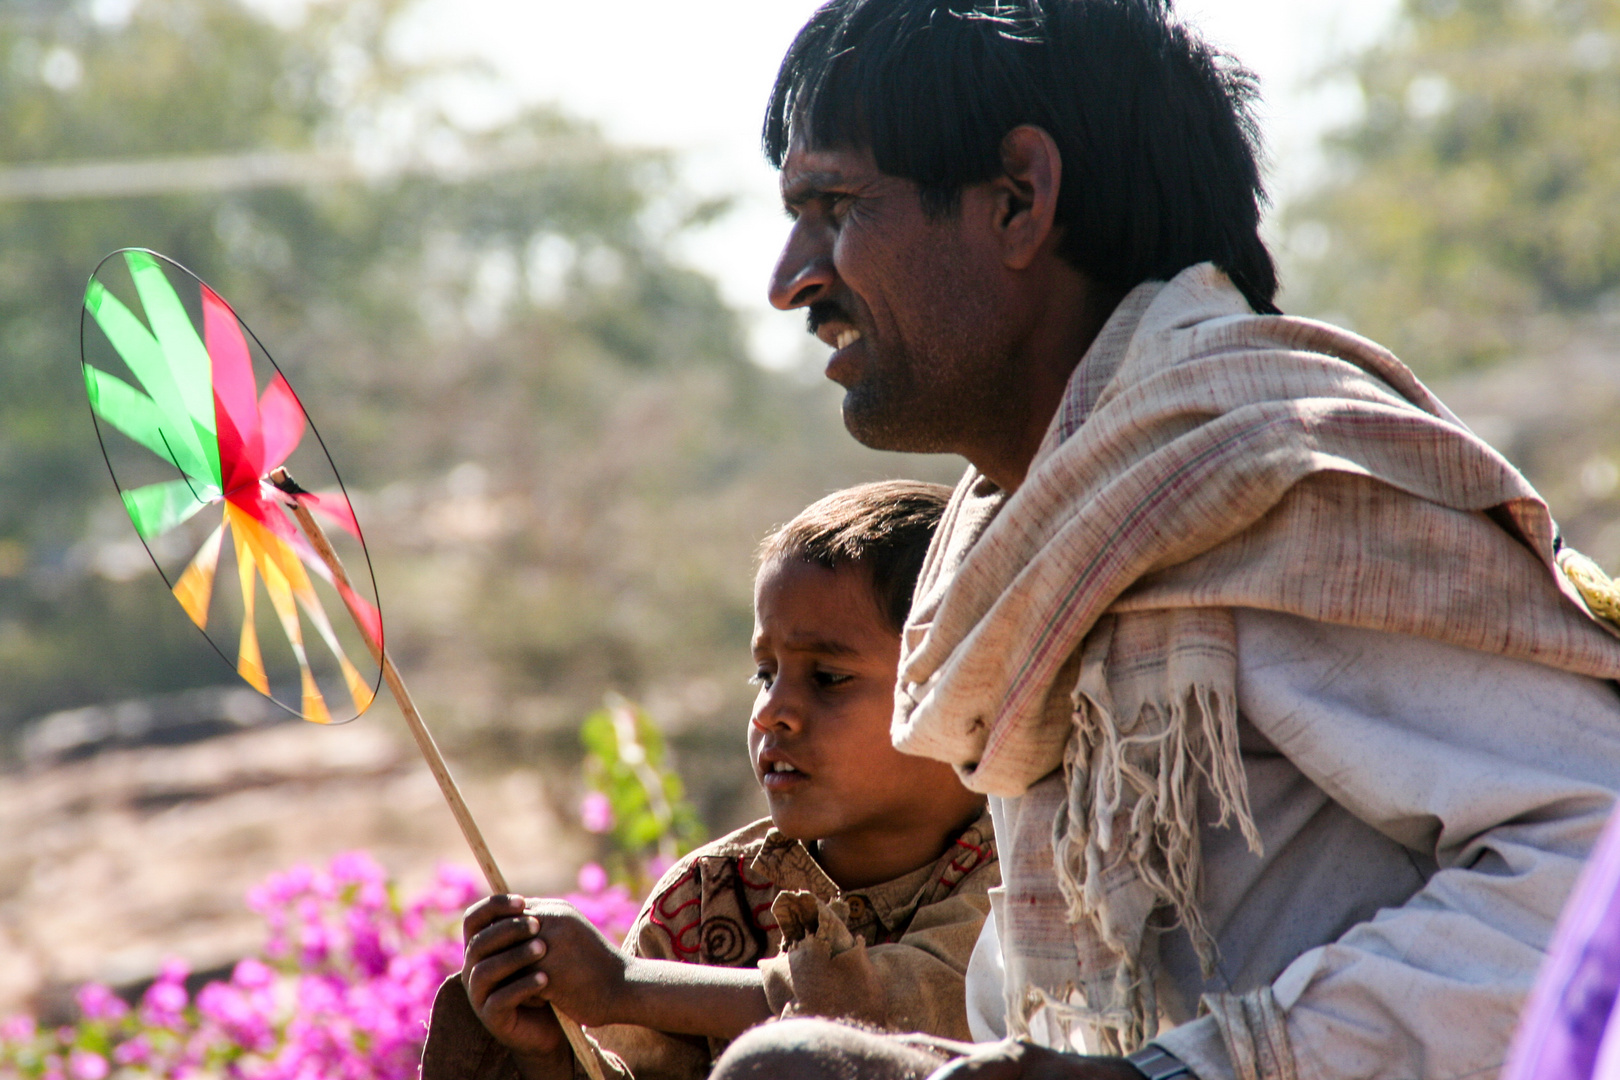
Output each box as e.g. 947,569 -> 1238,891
580,692 -> 705,887
1286,0 -> 1620,372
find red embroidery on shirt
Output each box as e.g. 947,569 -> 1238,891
737,855 -> 775,891
646,868 -> 703,956
938,836 -> 987,888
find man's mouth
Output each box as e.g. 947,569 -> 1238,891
834,329 -> 863,351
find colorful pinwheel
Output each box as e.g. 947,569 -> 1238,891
80,248 -> 380,723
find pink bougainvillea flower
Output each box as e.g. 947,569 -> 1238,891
0,1013 -> 37,1043
14,850 -> 668,1079
576,863 -> 610,894
67,1048 -> 109,1080
112,1035 -> 151,1067
645,853 -> 675,882
232,957 -> 274,990
580,792 -> 614,834
74,983 -> 128,1023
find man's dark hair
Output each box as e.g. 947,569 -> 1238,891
759,480 -> 952,633
764,0 -> 1279,313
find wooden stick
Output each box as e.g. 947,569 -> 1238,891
270,468 -> 607,1080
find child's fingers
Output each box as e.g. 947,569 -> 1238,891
465,934 -> 550,1007
465,914 -> 543,965
482,970 -> 554,1019
462,894 -> 529,942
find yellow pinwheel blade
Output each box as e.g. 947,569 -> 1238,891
231,525 -> 270,696
173,521 -> 226,630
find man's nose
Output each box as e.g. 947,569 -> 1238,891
769,222 -> 835,311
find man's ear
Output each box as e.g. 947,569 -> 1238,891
991,125 -> 1062,272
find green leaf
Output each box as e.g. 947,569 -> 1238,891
580,711 -> 616,760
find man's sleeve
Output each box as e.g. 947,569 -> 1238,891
758,859 -> 997,1040
1154,608 -> 1620,1080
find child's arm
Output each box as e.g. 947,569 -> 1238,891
464,896 -> 775,1046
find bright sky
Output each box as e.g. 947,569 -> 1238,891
395,0 -> 1405,367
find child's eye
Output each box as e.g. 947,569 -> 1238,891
749,669 -> 774,690
813,670 -> 853,689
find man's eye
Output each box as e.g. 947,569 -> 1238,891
750,669 -> 774,689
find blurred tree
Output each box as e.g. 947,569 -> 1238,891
1285,0 -> 1620,373
0,0 -> 952,765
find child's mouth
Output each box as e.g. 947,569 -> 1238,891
762,760 -> 808,790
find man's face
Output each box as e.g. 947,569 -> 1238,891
769,142 -> 1017,454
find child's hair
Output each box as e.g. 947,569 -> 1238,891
759,480 -> 953,633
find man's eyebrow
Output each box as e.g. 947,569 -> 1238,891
780,171 -> 854,206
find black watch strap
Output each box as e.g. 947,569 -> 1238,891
1126,1045 -> 1196,1080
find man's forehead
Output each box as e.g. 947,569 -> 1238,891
778,144 -> 880,197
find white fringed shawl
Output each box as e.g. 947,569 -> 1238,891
893,264 -> 1620,1050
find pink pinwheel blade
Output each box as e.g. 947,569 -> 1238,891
204,285 -> 265,492
299,491 -> 362,539
258,373 -> 305,474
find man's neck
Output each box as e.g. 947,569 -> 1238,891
967,275 -> 1127,493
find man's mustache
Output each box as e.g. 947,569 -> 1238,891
806,301 -> 851,336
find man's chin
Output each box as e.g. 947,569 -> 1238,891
840,389 -> 951,454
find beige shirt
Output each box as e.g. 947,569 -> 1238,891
422,810 -> 998,1080
968,609 -> 1620,1080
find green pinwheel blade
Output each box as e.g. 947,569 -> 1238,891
82,364 -> 215,487
125,250 -> 219,475
83,254 -> 221,489
120,478 -> 213,543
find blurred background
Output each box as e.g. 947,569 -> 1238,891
3,0 -> 1620,1024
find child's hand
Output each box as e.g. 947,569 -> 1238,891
460,895 -> 571,1072
467,895 -> 777,1047
514,897 -> 635,1028
462,895 -> 636,1035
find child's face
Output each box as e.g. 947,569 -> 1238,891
748,556 -> 974,851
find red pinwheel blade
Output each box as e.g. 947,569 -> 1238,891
80,249 -> 383,723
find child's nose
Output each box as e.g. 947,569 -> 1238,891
751,681 -> 805,732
